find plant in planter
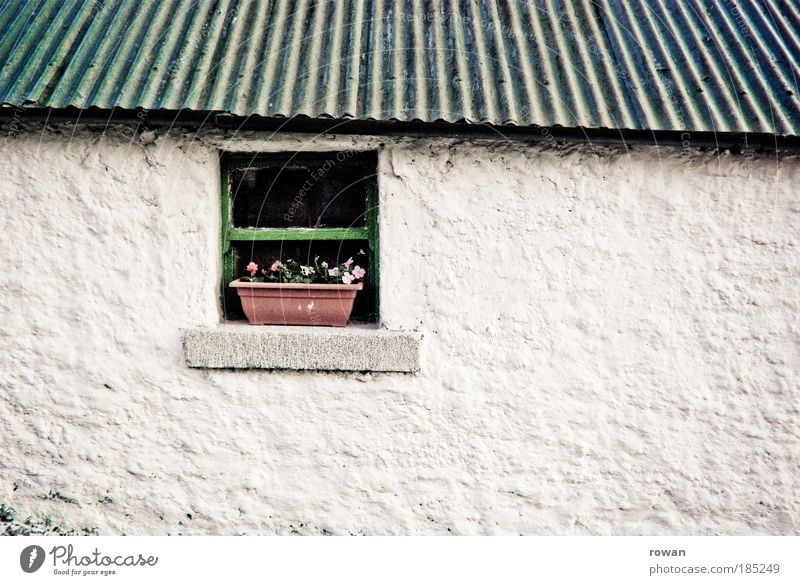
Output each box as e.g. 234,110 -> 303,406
230,253 -> 367,327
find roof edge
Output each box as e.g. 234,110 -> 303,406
2,107 -> 800,152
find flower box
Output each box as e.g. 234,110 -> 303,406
230,281 -> 364,327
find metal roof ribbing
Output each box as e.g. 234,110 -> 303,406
0,0 -> 798,134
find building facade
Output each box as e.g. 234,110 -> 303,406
1,125 -> 798,534
1,0 -> 799,535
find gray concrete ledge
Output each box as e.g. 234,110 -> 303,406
183,324 -> 421,373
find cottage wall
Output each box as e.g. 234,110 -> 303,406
1,127 -> 798,534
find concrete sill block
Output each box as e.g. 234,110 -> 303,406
183,324 -> 421,373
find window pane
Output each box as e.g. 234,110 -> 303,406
313,166 -> 372,228
229,153 -> 375,228
224,240 -> 376,323
231,168 -> 309,228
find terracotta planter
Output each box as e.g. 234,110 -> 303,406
230,281 -> 363,327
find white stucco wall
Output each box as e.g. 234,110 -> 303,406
0,126 -> 798,535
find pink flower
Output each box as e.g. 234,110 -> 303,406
342,272 -> 354,284
301,266 -> 315,276
270,261 -> 281,272
351,265 -> 366,280
343,257 -> 354,269
246,262 -> 258,276
328,267 -> 339,277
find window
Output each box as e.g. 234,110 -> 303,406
184,149 -> 419,372
220,151 -> 379,323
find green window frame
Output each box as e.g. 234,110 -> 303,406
220,151 -> 380,322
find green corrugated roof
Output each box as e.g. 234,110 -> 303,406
1,0 -> 799,135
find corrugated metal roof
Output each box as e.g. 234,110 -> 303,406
1,0 -> 798,135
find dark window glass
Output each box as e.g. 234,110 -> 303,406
229,152 -> 375,228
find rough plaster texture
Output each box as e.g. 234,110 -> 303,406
0,126 -> 798,535
183,325 -> 421,372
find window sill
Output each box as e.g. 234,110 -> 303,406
182,323 -> 421,373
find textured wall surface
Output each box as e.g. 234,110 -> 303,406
0,127 -> 798,535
